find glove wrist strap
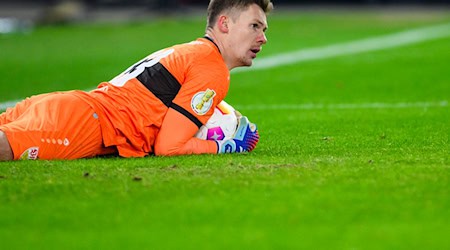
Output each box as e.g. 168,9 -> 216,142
216,140 -> 240,154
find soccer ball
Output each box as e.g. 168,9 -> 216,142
195,100 -> 238,141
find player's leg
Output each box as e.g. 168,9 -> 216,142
0,94 -> 54,160
0,130 -> 13,161
1,92 -> 115,160
0,93 -> 54,125
45,93 -> 117,159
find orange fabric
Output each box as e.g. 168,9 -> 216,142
0,92 -> 116,160
0,93 -> 53,125
154,107 -> 218,156
79,37 -> 229,157
0,38 -> 229,159
73,80 -> 164,157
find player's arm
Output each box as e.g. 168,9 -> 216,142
154,107 -> 218,156
154,107 -> 260,156
154,42 -> 259,155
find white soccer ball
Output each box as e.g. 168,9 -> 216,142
195,100 -> 239,141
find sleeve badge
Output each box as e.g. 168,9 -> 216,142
191,89 -> 216,115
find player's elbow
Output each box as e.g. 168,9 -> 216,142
153,140 -> 182,156
154,146 -> 178,156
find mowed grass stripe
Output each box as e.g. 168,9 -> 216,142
1,22 -> 449,111
0,13 -> 449,249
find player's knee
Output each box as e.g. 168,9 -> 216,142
0,131 -> 14,161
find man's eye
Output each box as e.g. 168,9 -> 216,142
252,24 -> 259,29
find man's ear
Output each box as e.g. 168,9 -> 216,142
217,15 -> 229,33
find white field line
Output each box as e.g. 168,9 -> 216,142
235,101 -> 448,111
233,22 -> 450,73
1,22 -> 449,111
0,100 -> 21,111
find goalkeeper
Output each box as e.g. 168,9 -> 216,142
0,0 -> 272,160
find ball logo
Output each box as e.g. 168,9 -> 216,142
207,127 -> 225,140
19,147 -> 39,160
191,89 -> 216,115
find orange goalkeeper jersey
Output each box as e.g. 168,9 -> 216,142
74,37 -> 230,157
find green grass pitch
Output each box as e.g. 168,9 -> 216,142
1,8 -> 449,249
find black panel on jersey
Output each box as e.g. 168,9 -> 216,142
137,62 -> 181,107
137,62 -> 203,128
171,103 -> 203,129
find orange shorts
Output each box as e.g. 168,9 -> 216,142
0,92 -> 116,160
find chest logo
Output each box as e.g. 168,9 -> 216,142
191,89 -> 216,115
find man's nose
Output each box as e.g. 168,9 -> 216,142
259,32 -> 267,45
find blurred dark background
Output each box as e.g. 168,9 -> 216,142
1,0 -> 449,6
0,0 -> 447,28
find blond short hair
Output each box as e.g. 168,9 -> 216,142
206,0 -> 274,28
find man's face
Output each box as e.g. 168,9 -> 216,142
227,4 -> 268,68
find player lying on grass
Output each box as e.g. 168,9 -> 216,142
0,0 -> 273,160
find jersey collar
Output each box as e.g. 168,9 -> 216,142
202,36 -> 221,54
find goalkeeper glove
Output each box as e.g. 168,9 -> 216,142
216,116 -> 259,153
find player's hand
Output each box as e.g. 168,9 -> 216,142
216,116 -> 259,153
